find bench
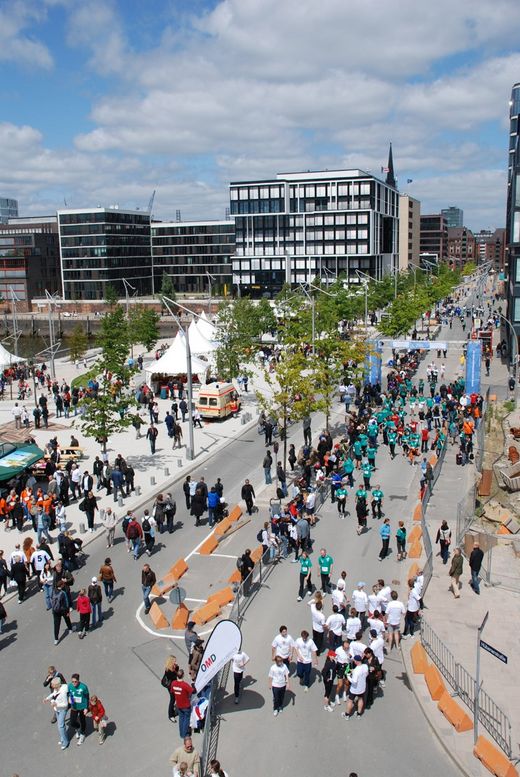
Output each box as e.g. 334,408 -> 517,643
478,469 -> 493,497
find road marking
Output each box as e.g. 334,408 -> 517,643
185,597 -> 206,603
135,600 -> 214,640
193,551 -> 238,559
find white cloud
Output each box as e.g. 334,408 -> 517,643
0,0 -> 53,69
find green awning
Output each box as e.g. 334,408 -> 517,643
0,442 -> 46,482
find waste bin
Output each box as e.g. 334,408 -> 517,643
160,386 -> 168,399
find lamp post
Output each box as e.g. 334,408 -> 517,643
206,271 -> 217,313
354,270 -> 371,333
9,287 -> 19,357
44,289 -> 62,380
122,278 -> 136,358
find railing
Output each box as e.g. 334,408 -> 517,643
419,440 -> 447,591
420,618 -> 512,758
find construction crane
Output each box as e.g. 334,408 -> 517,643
147,190 -> 156,214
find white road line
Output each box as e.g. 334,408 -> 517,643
185,597 -> 206,603
193,551 -> 238,559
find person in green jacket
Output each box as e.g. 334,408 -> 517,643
448,548 -> 463,598
371,486 -> 384,519
343,456 -> 355,487
68,673 -> 90,745
396,521 -> 407,560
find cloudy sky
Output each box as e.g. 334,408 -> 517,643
0,0 -> 518,230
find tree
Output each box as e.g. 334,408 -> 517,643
128,306 -> 160,352
311,335 -> 366,430
160,272 -> 176,301
68,324 -> 88,362
214,298 -> 275,379
81,306 -> 137,450
104,283 -> 119,307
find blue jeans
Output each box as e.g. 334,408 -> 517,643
103,580 -> 114,600
208,507 -> 215,527
56,707 -> 69,747
264,468 -> 272,484
178,707 -> 191,738
296,661 -> 312,687
132,538 -> 141,560
91,602 -> 103,626
37,527 -> 51,543
471,569 -> 480,593
43,582 -> 53,610
0,617 -> 4,633
142,585 -> 152,610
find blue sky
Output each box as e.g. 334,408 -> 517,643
0,0 -> 519,230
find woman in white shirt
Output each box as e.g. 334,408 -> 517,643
40,561 -> 54,611
231,649 -> 249,704
44,678 -> 69,749
310,601 -> 326,655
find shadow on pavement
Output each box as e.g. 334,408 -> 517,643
219,688 -> 266,714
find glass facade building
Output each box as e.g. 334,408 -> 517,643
0,218 -> 61,306
0,198 -> 19,224
420,214 -> 448,262
151,220 -> 235,295
506,83 -> 520,352
441,206 -> 463,228
230,169 -> 398,297
57,208 -> 152,300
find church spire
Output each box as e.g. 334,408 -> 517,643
385,142 -> 396,189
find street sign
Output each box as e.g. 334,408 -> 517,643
169,586 -> 186,606
480,639 -> 508,664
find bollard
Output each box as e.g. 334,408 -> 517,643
118,496 -> 124,507
164,467 -> 170,477
79,522 -> 86,534
241,416 -> 246,425
177,459 -> 183,468
136,485 -> 142,496
150,476 -> 156,486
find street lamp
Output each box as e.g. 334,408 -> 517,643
354,270 -> 371,333
44,289 -> 62,380
122,278 -> 137,358
298,282 -> 339,354
206,271 -> 217,313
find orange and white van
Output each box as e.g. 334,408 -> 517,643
196,382 -> 241,420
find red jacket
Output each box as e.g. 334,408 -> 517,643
89,698 -> 106,721
170,679 -> 193,710
77,595 -> 92,614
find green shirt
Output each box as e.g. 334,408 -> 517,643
318,554 -> 333,574
68,682 -> 89,711
358,434 -> 368,448
367,446 -> 377,460
299,557 -> 312,575
388,432 -> 397,445
353,441 -> 362,456
356,488 -> 367,501
372,488 -> 383,502
343,458 -> 354,474
362,463 -> 372,478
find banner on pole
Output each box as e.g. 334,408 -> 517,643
366,340 -> 382,386
194,619 -> 242,692
465,339 -> 482,394
391,340 -> 448,351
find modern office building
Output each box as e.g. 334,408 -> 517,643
474,228 -> 506,271
0,197 -> 18,224
506,82 -> 520,357
57,207 -> 152,300
447,227 -> 476,267
441,206 -> 463,228
0,216 -> 61,308
230,165 -> 399,297
151,220 -> 235,296
398,193 -> 421,270
420,214 -> 448,263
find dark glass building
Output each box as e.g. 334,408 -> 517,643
230,169 -> 398,297
0,197 -> 18,224
57,208 -> 152,300
506,82 -> 520,357
420,214 -> 448,262
441,206 -> 463,228
151,220 -> 234,295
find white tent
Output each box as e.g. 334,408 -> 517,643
0,343 -> 25,369
187,320 -> 217,355
197,311 -> 217,342
145,332 -> 208,381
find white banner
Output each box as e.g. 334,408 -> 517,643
392,340 -> 448,351
194,619 -> 242,692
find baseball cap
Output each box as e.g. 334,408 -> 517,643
369,629 -> 377,638
357,581 -> 365,587
327,650 -> 337,658
353,654 -> 362,662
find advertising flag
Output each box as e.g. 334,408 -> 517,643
465,340 -> 482,395
194,619 -> 242,692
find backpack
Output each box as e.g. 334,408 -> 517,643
127,522 -> 139,539
142,518 -> 151,533
122,516 -> 130,534
51,590 -> 66,615
236,557 -> 244,571
256,529 -> 264,543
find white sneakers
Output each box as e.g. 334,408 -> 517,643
273,710 -> 279,717
324,704 -> 334,712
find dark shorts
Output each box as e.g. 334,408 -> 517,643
336,663 -> 348,679
348,691 -> 363,701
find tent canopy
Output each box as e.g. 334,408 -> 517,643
0,343 -> 25,369
145,332 -> 208,381
187,320 -> 217,355
0,442 -> 45,482
197,311 -> 217,342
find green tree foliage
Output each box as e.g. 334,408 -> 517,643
81,306 -> 137,451
104,283 -> 119,307
215,298 -> 276,379
311,335 -> 367,430
68,323 -> 88,362
160,272 -> 176,301
128,306 -> 160,352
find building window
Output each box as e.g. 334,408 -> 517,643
515,258 -> 520,283
514,298 -> 520,322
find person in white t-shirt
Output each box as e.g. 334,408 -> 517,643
384,590 -> 406,649
30,547 -> 51,576
413,570 -> 424,608
376,579 -> 391,613
402,580 -> 421,639
345,609 -> 361,640
331,580 -> 347,614
334,641 -> 350,704
369,629 -> 386,686
232,649 -> 250,704
310,601 -> 326,655
342,655 -> 369,719
325,606 -> 345,649
268,655 -> 290,716
294,630 -> 318,690
348,636 -> 367,661
368,585 -> 380,616
351,583 -> 368,628
367,611 -> 386,638
271,625 -> 295,670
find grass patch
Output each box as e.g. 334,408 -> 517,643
71,367 -> 98,389
503,399 -> 515,413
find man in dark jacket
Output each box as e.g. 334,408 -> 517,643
182,476 -> 192,510
179,399 -> 188,422
111,466 -> 124,503
241,479 -> 255,515
11,558 -> 28,602
469,542 -> 484,595
240,549 -> 255,595
141,563 -> 156,614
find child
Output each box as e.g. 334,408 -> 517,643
172,762 -> 190,777
88,694 -> 107,744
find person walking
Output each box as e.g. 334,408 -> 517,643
239,549 -> 255,595
170,669 -> 194,738
371,485 -> 384,519
82,490 -> 98,533
169,737 -> 201,777
436,520 -> 451,564
126,513 -> 143,559
402,579 -> 421,639
100,507 -> 117,548
232,647 -> 250,704
146,423 -> 158,454
241,479 -> 255,515
396,521 -> 407,561
182,476 -> 192,510
190,488 -> 206,527
268,654 -> 290,717
321,650 -> 337,711
384,590 -> 405,650
141,563 -> 156,615
378,518 -> 391,560
449,547 -> 463,598
76,588 -> 92,639
263,450 -> 273,485
68,673 -> 89,745
44,677 -> 70,750
303,416 -> 312,447
341,654 -> 369,720
469,541 -> 484,594
297,550 -> 313,601
294,630 -> 318,691
87,694 -> 108,745
88,577 -> 103,627
318,548 -> 333,593
161,655 -> 179,722
98,557 -> 116,602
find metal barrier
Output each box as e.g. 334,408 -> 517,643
419,441 -> 447,591
420,617 -> 512,758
